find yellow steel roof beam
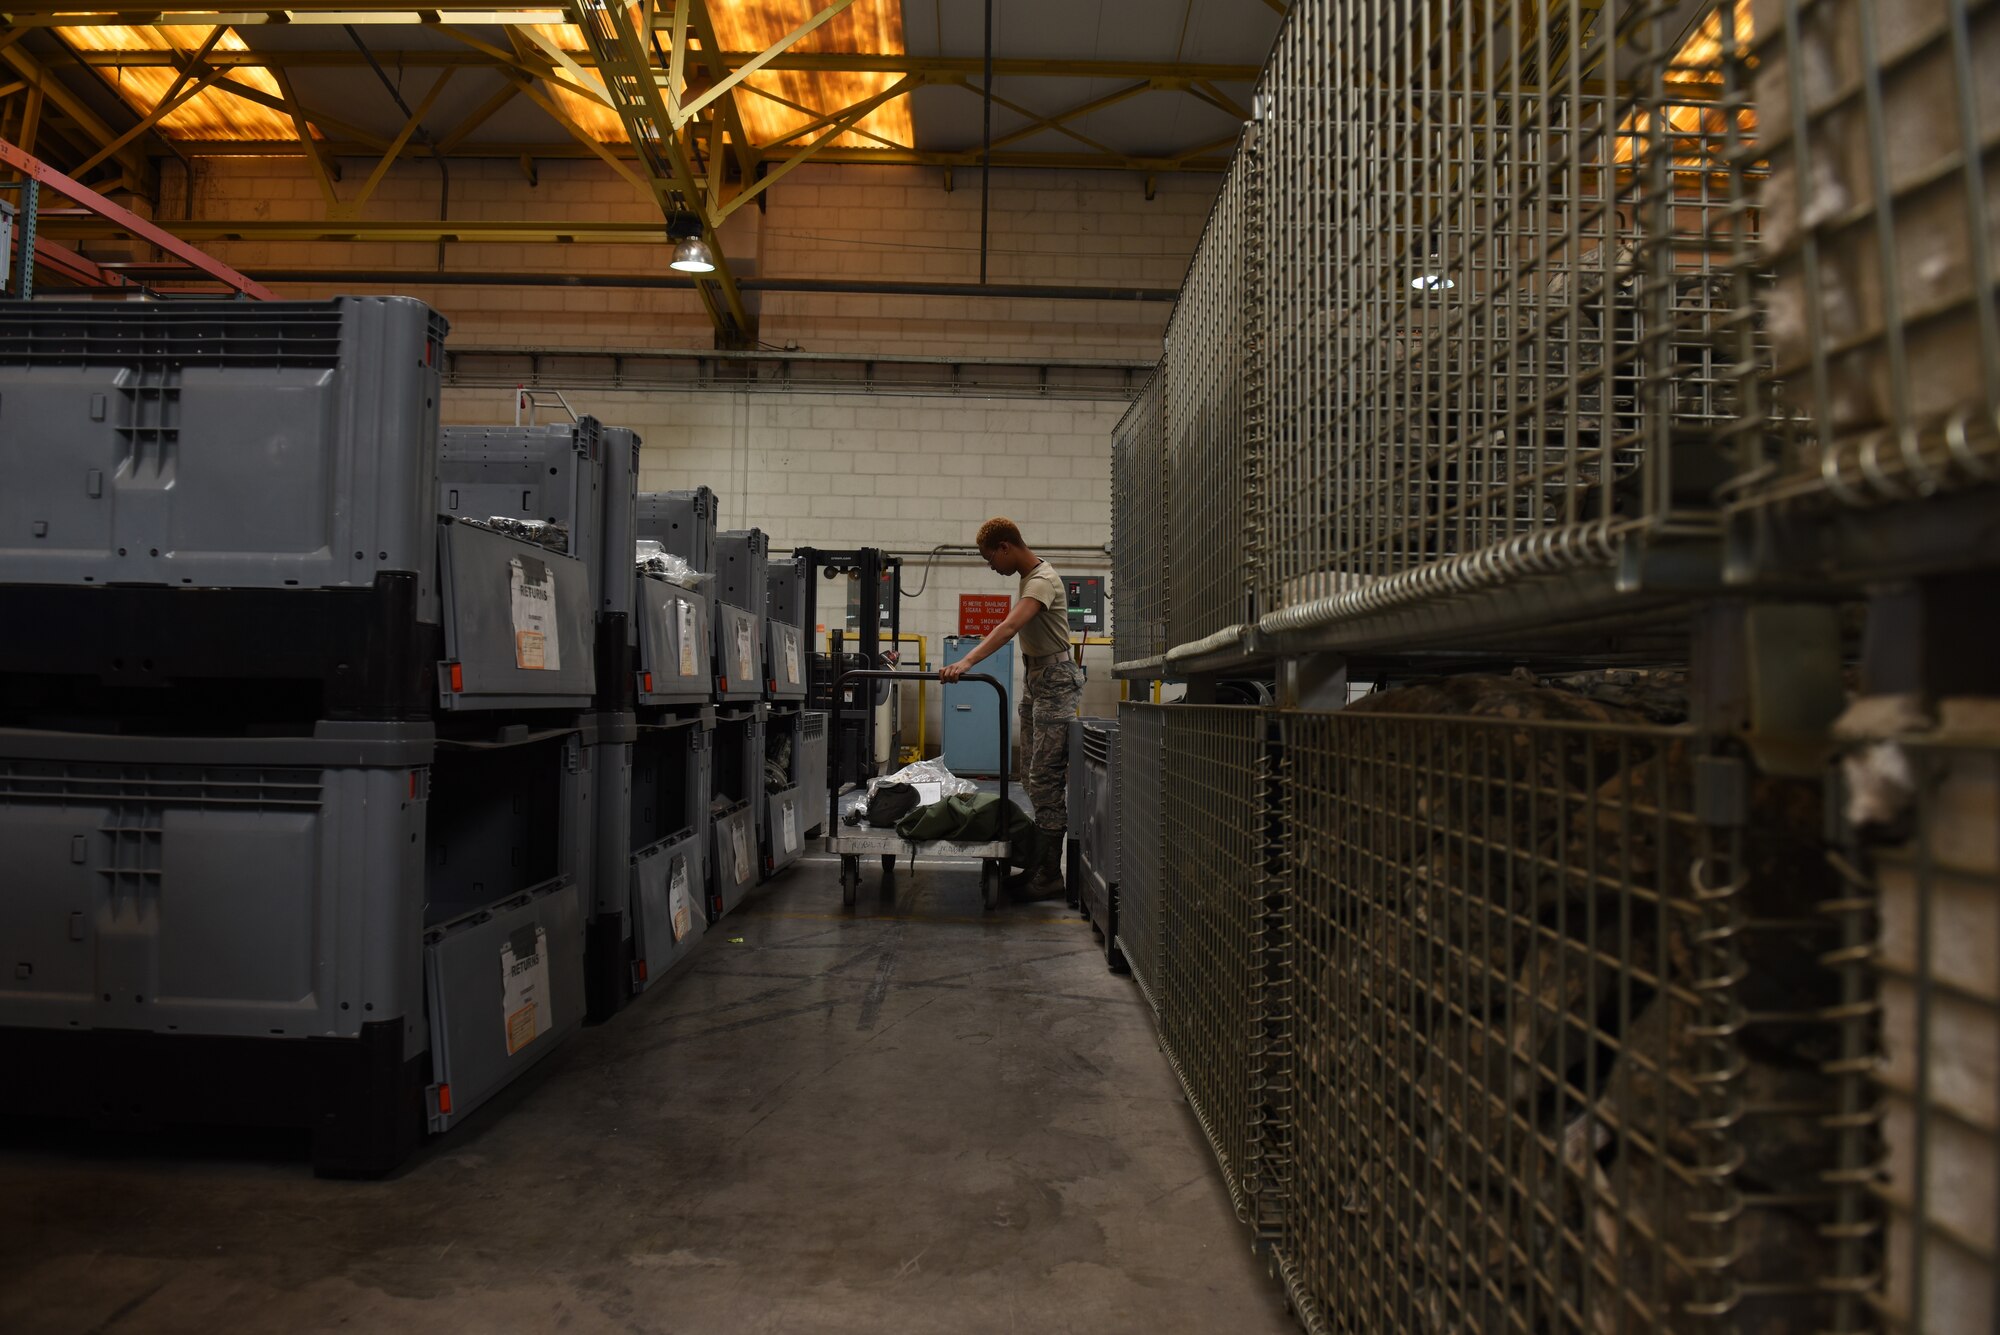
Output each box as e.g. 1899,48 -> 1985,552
976,77 -> 1151,156
336,64 -> 452,213
431,74 -> 517,152
500,64 -> 650,196
568,0 -> 748,343
681,0 -> 755,186
670,0 -> 851,126
434,21 -> 608,107
68,20 -> 226,174
741,73 -> 907,152
270,64 -> 340,205
713,68 -> 910,222
175,137 -> 1240,173
56,46 -> 1262,82
0,29 -> 158,188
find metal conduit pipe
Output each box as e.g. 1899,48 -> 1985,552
236,270 -> 1177,302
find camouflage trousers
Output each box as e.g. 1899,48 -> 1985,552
1019,658 -> 1085,832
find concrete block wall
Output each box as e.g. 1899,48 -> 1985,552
169,156 -> 1218,360
443,384 -> 1126,754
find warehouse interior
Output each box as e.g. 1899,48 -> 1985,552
2,0 -> 1997,1331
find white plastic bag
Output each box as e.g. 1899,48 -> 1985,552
635,540 -> 710,589
866,758 -> 978,801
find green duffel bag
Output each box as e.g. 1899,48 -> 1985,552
896,792 -> 1035,854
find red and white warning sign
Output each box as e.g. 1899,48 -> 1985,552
959,594 -> 1012,637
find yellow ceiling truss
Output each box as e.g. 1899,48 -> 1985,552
0,1 -> 1263,345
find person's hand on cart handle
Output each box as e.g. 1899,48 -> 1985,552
940,660 -> 968,684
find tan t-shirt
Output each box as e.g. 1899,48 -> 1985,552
1016,561 -> 1073,659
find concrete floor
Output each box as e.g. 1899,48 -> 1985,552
0,855 -> 1295,1335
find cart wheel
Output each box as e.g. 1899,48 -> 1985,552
840,856 -> 859,907
980,859 -> 1003,912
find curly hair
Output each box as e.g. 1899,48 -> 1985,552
975,516 -> 1024,550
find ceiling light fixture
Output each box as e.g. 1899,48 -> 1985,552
671,237 -> 718,274
666,208 -> 717,275
1410,269 -> 1455,291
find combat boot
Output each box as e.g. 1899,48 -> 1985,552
1004,826 -> 1041,894
1011,827 -> 1068,903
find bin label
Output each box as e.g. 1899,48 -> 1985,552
730,818 -> 750,884
783,629 -> 801,685
734,618 -> 755,680
501,924 -> 554,1055
781,800 -> 797,852
669,857 -> 693,942
675,598 -> 698,677
509,557 -> 562,671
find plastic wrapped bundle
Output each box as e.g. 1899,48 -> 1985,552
635,540 -> 708,589
466,515 -> 570,553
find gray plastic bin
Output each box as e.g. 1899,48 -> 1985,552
0,722 -> 433,1044
765,784 -> 805,875
713,603 -> 763,703
599,426 -> 639,631
423,725 -> 587,1128
709,801 -> 757,918
580,710 -> 633,1020
580,711 -> 636,922
635,577 -> 713,706
631,837 -> 705,990
1067,717 -> 1090,834
0,298 -> 445,607
437,517 -> 595,711
761,705 -> 803,876
423,874 -> 584,1132
635,488 -> 716,573
766,619 -> 807,701
439,418 -> 604,594
766,554 -> 805,628
1079,719 -> 1120,929
627,711 -> 709,995
714,528 -> 770,615
800,711 -> 829,835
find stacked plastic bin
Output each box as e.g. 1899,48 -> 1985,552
761,551 -> 810,876
624,487 -> 718,993
0,298 -> 587,1174
636,489 -> 755,920
437,417 -> 668,1022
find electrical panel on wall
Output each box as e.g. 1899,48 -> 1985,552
1064,575 -> 1105,633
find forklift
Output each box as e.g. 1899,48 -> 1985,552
795,547 -> 903,789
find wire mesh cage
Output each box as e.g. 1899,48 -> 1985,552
1117,701 -> 1166,1015
1729,0 -> 2000,535
1255,0 -> 1760,643
1161,705 -> 1284,1234
1165,134 -> 1262,658
1111,367 -> 1169,675
1839,706 -> 2000,1333
1274,674 -> 1868,1333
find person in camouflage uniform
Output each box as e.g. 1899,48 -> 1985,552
939,517 -> 1083,901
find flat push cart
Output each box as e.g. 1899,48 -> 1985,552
826,668 -> 1013,910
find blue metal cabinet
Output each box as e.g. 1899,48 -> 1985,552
940,636 -> 1012,777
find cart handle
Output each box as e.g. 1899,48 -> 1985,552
827,669 -> 1010,841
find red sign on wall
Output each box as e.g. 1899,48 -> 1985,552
959,594 -> 1012,637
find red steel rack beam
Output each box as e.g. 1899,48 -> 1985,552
0,136 -> 274,300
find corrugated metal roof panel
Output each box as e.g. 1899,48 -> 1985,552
56,25 -> 304,142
